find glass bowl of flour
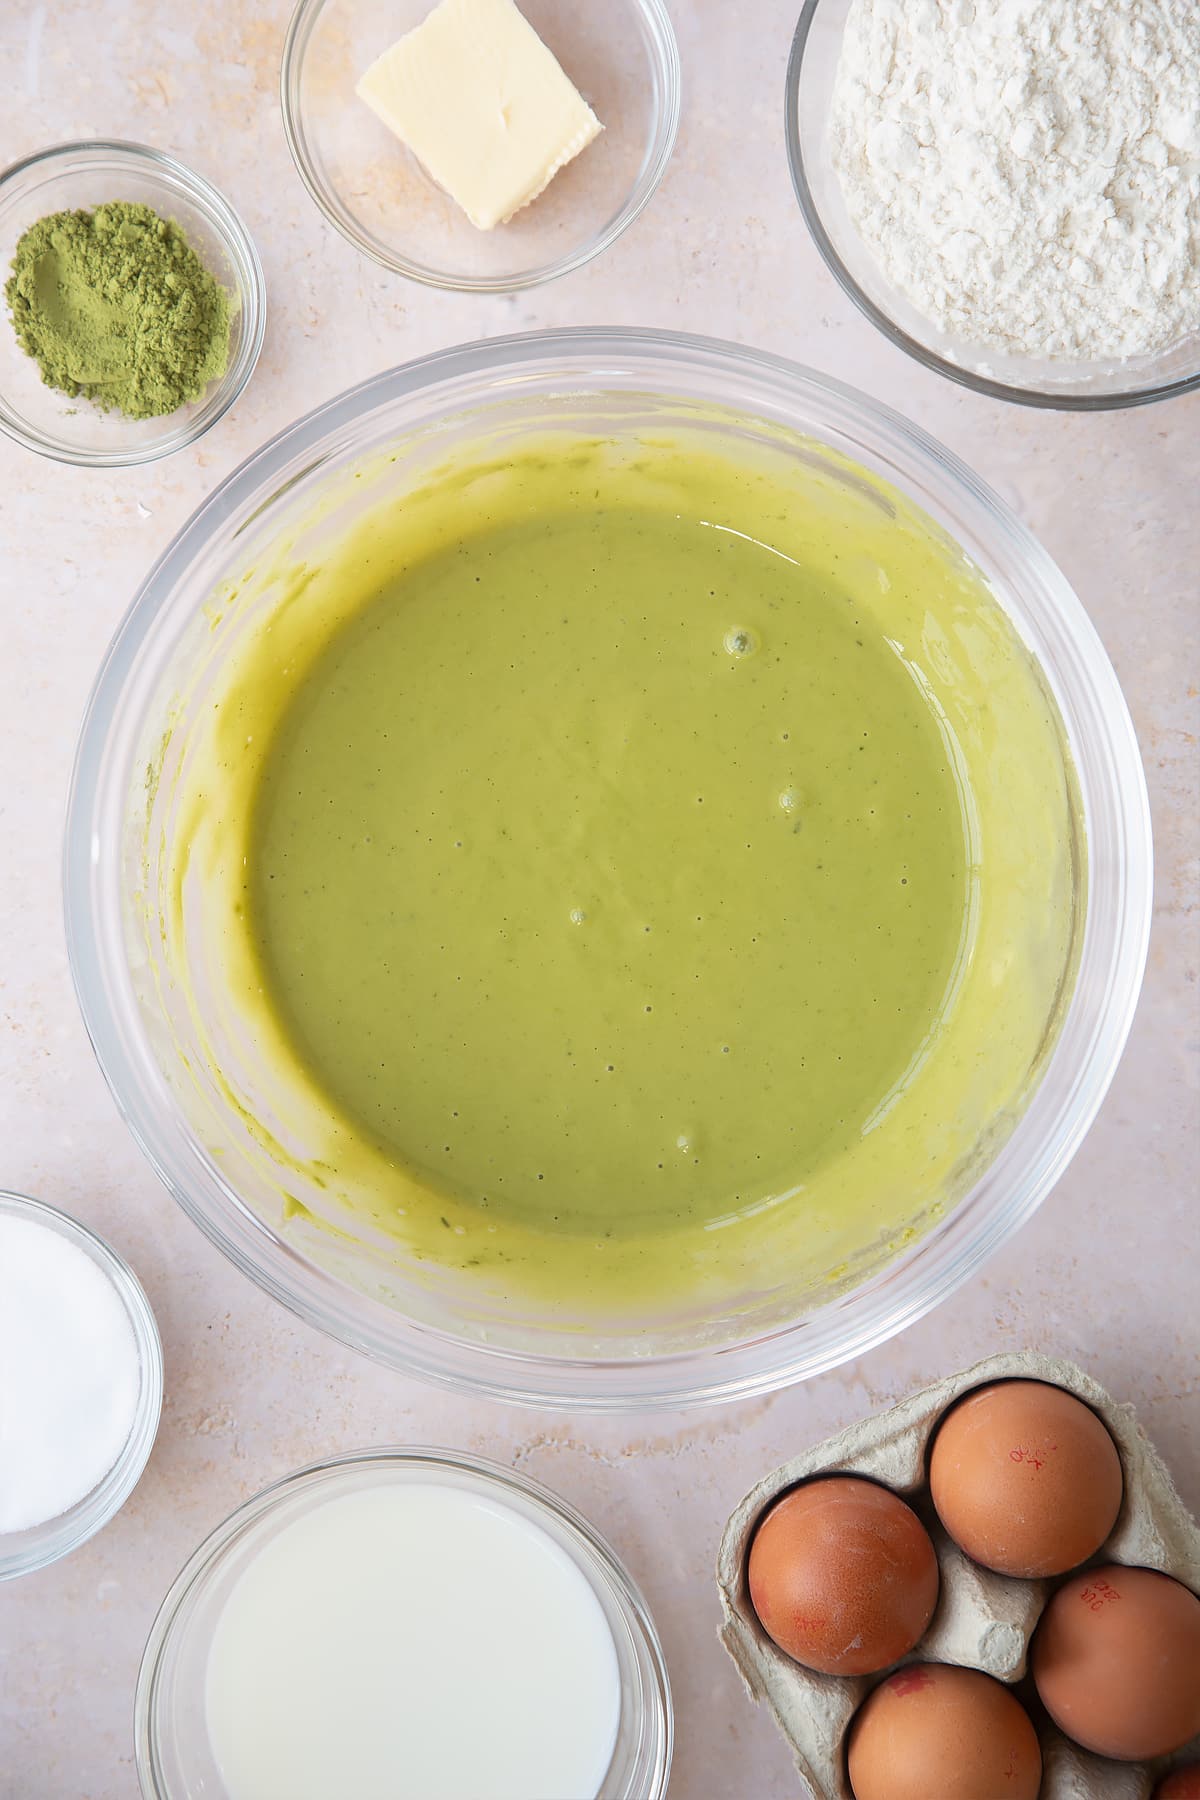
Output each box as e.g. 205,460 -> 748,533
787,0 -> 1200,409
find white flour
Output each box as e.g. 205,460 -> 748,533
829,0 -> 1200,363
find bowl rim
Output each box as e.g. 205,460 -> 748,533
784,0 -> 1200,413
0,137 -> 266,467
133,1444 -> 674,1799
63,326 -> 1154,1411
279,0 -> 682,292
0,1189 -> 163,1580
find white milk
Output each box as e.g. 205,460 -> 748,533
204,1479 -> 622,1800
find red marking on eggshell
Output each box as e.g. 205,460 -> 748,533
890,1667 -> 935,1696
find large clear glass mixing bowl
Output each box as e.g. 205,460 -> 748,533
64,329 -> 1152,1410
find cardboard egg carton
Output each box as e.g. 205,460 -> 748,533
717,1352 -> 1200,1799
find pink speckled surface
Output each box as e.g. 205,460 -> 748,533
1,3 -> 1197,1797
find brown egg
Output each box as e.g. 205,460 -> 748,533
929,1379 -> 1123,1577
1155,1769 -> 1200,1800
746,1476 -> 938,1675
1032,1565 -> 1200,1759
847,1663 -> 1042,1800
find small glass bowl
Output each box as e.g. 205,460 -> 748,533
0,140 -> 265,466
0,1190 -> 163,1580
135,1447 -> 673,1798
281,0 -> 680,291
786,0 -> 1200,410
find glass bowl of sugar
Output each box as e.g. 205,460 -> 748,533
0,1191 -> 163,1580
786,0 -> 1200,410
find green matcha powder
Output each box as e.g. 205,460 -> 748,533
6,201 -> 232,420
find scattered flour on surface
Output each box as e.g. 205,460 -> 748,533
829,0 -> 1200,362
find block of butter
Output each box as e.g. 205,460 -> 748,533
356,0 -> 603,232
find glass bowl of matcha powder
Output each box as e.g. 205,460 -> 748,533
0,141 -> 265,466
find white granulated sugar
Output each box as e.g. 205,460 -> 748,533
0,1214 -> 141,1533
830,0 -> 1200,363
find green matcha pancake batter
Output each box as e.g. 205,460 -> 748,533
163,428 -> 1081,1315
252,506 -> 963,1232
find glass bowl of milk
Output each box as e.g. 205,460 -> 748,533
64,329 -> 1152,1409
135,1447 -> 672,1800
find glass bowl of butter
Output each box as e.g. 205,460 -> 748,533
281,0 -> 680,291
